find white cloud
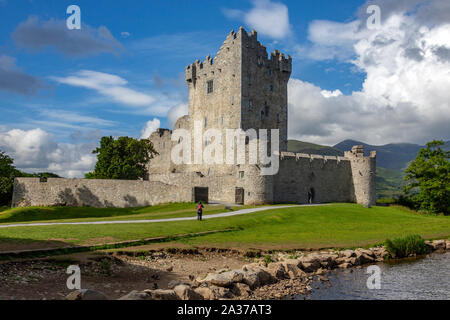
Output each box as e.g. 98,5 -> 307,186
167,103 -> 189,128
38,109 -> 116,127
52,70 -> 155,107
320,89 -> 343,98
0,128 -> 96,178
288,0 -> 450,145
140,118 -> 160,139
223,0 -> 291,39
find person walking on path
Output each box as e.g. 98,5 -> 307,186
197,201 -> 204,221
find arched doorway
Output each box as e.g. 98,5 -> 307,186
308,187 -> 315,204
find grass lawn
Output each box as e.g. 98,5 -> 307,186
0,203 -> 254,225
0,204 -> 448,250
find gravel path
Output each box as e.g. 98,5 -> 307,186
0,204 -> 327,229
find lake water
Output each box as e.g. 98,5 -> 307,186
297,252 -> 450,300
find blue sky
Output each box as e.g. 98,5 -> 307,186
0,0 -> 449,176
0,0 -> 364,138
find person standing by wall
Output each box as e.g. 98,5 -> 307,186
197,201 -> 204,221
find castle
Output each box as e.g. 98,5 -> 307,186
11,27 -> 376,208
146,27 -> 377,207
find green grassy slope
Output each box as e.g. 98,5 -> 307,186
0,203 -> 250,224
0,204 -> 448,250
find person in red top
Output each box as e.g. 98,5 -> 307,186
197,201 -> 204,221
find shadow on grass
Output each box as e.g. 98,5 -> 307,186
0,202 -> 199,224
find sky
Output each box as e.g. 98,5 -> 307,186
0,0 -> 449,177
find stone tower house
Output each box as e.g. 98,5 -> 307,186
185,27 -> 291,151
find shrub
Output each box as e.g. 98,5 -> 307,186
263,254 -> 273,266
384,234 -> 428,258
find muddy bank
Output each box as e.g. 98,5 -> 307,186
0,240 -> 448,300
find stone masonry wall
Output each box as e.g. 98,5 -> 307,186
12,178 -> 191,208
273,152 -> 355,204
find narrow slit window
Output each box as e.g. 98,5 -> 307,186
207,80 -> 214,94
265,103 -> 269,116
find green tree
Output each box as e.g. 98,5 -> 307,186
403,140 -> 450,215
86,136 -> 158,180
0,151 -> 17,206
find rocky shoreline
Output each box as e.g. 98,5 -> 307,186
66,239 -> 450,300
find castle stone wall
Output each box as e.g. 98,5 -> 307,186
12,178 -> 191,208
273,153 -> 355,204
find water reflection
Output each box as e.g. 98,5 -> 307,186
296,252 -> 449,300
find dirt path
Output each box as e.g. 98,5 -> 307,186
0,204 -> 327,229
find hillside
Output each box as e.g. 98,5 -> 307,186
333,139 -> 450,170
376,167 -> 404,199
287,140 -> 343,156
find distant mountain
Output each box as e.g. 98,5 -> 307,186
333,139 -> 450,170
287,140 -> 343,156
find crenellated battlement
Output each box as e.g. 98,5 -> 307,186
280,151 -> 350,163
185,26 -> 292,84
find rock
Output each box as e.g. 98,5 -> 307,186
315,268 -> 324,275
317,275 -> 329,282
281,261 -> 306,279
298,256 -> 322,273
167,280 -> 189,289
267,262 -> 288,280
194,286 -> 232,300
339,250 -> 355,258
166,266 -> 173,272
356,249 -> 375,257
230,283 -> 251,297
174,285 -> 204,300
371,247 -> 389,261
240,267 -> 276,289
199,270 -> 244,287
241,270 -> 259,289
432,240 -> 446,250
118,290 -> 152,300
145,289 -> 179,300
335,257 -> 346,265
66,289 -> 108,300
355,251 -> 375,265
252,267 -> 277,286
346,257 -> 361,266
338,263 -> 351,269
242,263 -> 263,271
